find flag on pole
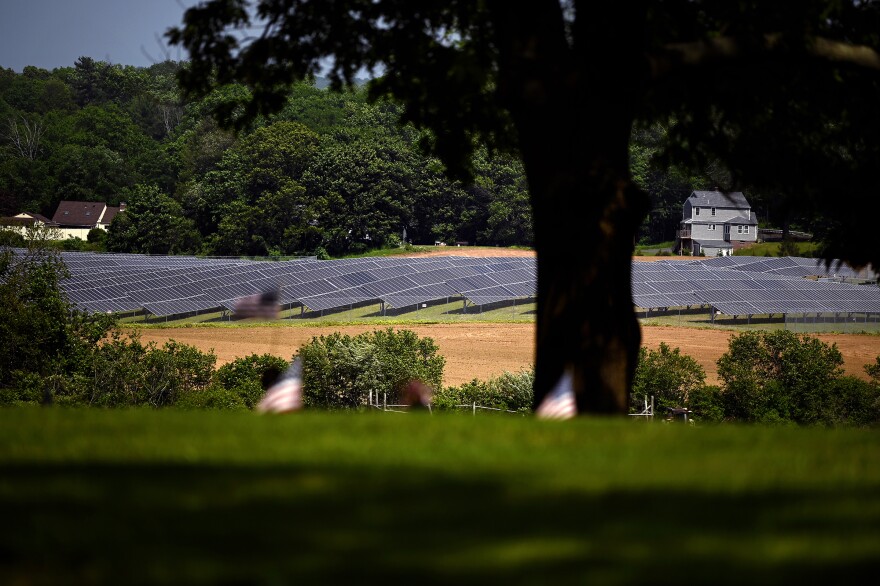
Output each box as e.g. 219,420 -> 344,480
535,368 -> 577,420
257,357 -> 303,413
234,287 -> 280,320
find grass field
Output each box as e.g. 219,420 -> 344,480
734,241 -> 821,257
2,408 -> 878,584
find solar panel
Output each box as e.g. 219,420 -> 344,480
141,295 -> 220,317
382,283 -> 460,308
42,251 -> 880,318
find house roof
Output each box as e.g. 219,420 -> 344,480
692,239 -> 733,248
52,201 -> 107,227
1,213 -> 59,227
0,216 -> 34,227
684,215 -> 758,226
727,213 -> 759,226
101,206 -> 122,225
18,212 -> 55,224
688,191 -> 751,209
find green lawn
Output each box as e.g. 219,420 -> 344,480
1,408 -> 878,584
734,241 -> 821,257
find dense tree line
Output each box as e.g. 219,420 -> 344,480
1,58 -> 539,256
1,57 -> 751,255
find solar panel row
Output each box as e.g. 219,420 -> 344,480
9,249 -> 874,319
51,253 -> 537,317
632,259 -> 879,313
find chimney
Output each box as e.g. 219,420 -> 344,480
119,202 -> 127,212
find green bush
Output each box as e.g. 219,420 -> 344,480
1,238 -> 118,400
631,343 -> 706,413
824,376 -> 880,427
298,328 -> 445,409
176,385 -> 248,411
434,368 -> 534,413
0,230 -> 25,247
0,370 -> 45,406
212,353 -> 289,408
867,357 -> 880,386
687,385 -> 725,423
62,332 -> 216,408
716,330 -> 849,425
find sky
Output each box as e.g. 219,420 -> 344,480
0,0 -> 200,71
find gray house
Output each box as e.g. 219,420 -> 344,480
677,191 -> 758,256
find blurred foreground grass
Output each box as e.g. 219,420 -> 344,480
1,408 -> 878,584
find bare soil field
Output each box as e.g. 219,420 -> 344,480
402,246 -> 682,263
137,323 -> 879,386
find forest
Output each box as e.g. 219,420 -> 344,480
0,57 -> 793,257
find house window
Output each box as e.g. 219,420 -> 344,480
711,207 -> 716,216
744,225 -> 749,234
708,224 -> 716,231
694,207 -> 700,216
737,225 -> 750,234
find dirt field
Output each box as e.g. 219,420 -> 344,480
136,248 -> 877,385
137,323 -> 879,386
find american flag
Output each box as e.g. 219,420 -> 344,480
535,368 -> 577,420
234,287 -> 280,320
257,357 -> 303,413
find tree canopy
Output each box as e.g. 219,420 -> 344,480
1,58 -> 540,257
170,1 -> 880,415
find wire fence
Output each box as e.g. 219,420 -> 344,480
365,392 -> 695,422
367,391 -> 522,415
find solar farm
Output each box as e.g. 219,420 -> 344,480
48,251 -> 880,327
59,252 -> 536,320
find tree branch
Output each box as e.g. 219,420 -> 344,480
648,34 -> 880,81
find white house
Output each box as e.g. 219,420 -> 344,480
676,191 -> 758,256
50,201 -> 125,240
0,212 -> 61,238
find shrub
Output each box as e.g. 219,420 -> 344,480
687,385 -> 725,423
298,328 -> 445,409
631,343 -> 706,413
434,368 -> 534,413
824,376 -> 880,427
176,385 -> 248,411
867,357 -> 880,386
1,237 -> 118,400
717,330 -> 845,424
63,331 -> 216,408
212,353 -> 289,408
87,228 -> 108,246
0,238 -> 221,409
0,370 -> 45,406
0,230 -> 25,247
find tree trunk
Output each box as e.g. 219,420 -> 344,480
487,1 -> 650,414
523,137 -> 647,414
502,70 -> 646,414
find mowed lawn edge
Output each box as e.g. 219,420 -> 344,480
1,408 -> 879,584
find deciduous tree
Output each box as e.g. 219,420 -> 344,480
170,1 -> 880,413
